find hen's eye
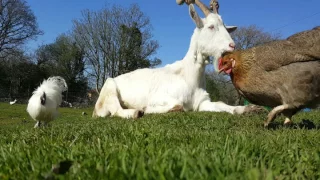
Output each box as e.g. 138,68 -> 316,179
208,25 -> 214,30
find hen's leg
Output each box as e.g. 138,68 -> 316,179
283,109 -> 300,125
34,121 -> 40,128
264,104 -> 292,127
283,111 -> 293,125
284,117 -> 292,125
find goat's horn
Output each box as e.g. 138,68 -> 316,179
209,0 -> 219,14
176,0 -> 185,5
176,0 -> 211,17
194,0 -> 211,16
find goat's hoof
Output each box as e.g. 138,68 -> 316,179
244,105 -> 267,114
137,110 -> 144,118
133,110 -> 144,119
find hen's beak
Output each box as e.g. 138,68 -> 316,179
218,58 -> 235,74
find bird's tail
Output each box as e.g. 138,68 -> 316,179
40,92 -> 46,105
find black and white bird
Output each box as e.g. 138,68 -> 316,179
27,76 -> 68,128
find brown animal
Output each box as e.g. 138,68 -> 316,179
218,26 -> 320,127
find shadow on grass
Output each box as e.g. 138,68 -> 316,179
265,119 -> 319,130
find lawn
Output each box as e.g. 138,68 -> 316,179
0,102 -> 319,180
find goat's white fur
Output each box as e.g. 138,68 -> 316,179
27,76 -> 68,128
93,5 -> 249,119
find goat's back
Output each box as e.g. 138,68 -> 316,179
113,67 -> 192,109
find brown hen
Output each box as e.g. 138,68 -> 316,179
219,26 -> 320,127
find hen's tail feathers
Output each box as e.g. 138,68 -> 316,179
40,92 -> 46,105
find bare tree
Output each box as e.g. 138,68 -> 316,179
34,34 -> 88,102
231,25 -> 281,50
0,0 -> 43,58
206,25 -> 282,105
72,4 -> 160,94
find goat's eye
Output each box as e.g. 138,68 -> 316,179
208,25 -> 214,30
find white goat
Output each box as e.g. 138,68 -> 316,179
27,76 -> 68,128
93,0 -> 258,119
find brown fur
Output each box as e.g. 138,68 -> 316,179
168,105 -> 185,112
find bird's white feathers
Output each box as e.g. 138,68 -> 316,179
9,99 -> 17,105
27,76 -> 68,127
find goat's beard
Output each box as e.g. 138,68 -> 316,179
213,57 -> 220,72
212,51 -> 224,72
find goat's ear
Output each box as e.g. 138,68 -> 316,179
189,4 -> 204,28
226,25 -> 237,33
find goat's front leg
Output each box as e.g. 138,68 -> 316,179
198,100 -> 244,114
198,100 -> 264,115
194,89 -> 260,114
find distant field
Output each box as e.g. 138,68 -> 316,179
0,102 -> 319,179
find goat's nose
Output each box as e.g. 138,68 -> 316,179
229,43 -> 235,49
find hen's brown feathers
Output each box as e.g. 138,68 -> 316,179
240,26 -> 320,72
226,27 -> 320,112
287,26 -> 320,50
223,27 -> 320,125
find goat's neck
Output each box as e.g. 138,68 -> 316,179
182,29 -> 208,87
180,46 -> 207,87
167,30 -> 208,87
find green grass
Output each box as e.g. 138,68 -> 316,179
0,102 -> 319,180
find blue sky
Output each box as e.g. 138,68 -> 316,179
26,0 -> 320,66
